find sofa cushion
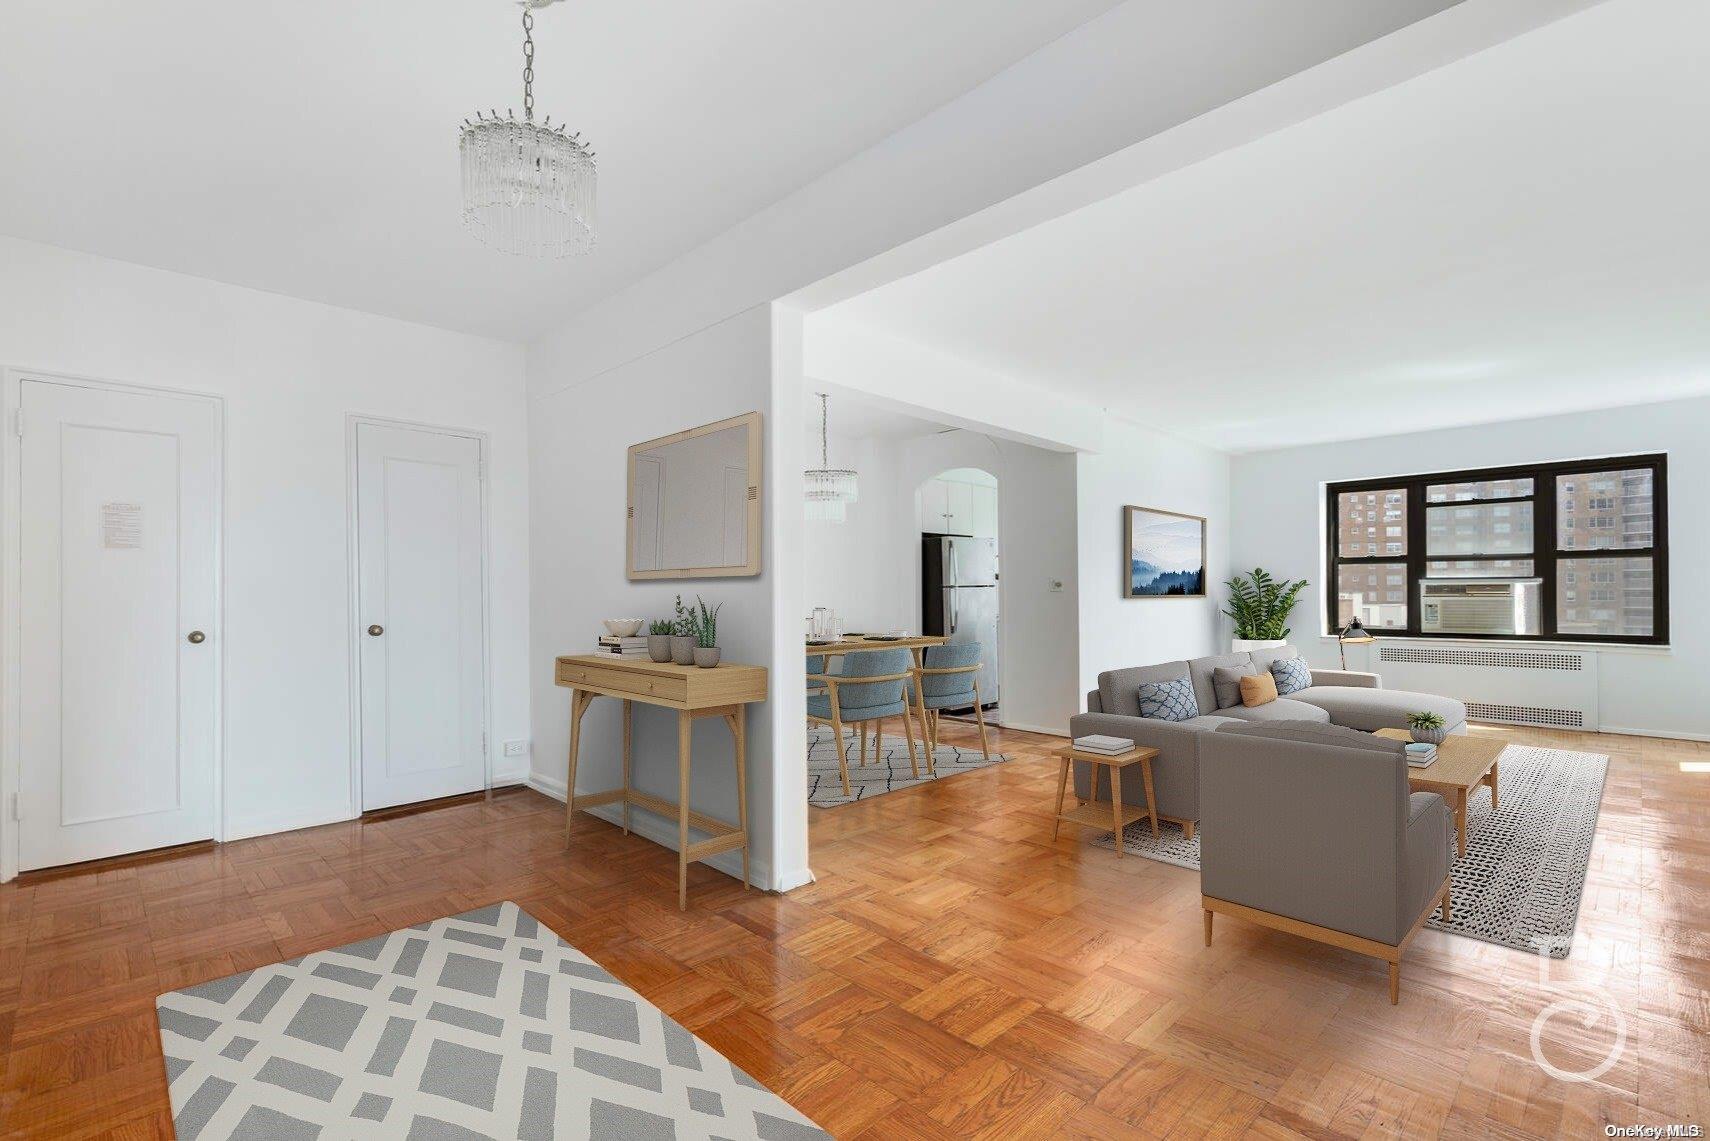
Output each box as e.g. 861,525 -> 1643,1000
1239,672 -> 1279,707
1188,653 -> 1257,716
1212,664 -> 1259,709
1217,698 -> 1332,724
1291,686 -> 1467,733
1216,718 -> 1398,753
1270,656 -> 1313,696
1248,644 -> 1300,674
1099,661 -> 1189,718
1138,676 -> 1199,722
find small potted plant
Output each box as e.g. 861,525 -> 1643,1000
691,595 -> 723,668
1222,567 -> 1309,653
1407,710 -> 1449,745
646,619 -> 674,663
669,594 -> 697,665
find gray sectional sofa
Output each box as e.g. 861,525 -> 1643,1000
1069,644 -> 1467,827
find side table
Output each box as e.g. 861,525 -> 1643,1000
1052,743 -> 1161,857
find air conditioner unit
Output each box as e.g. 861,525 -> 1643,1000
1419,579 -> 1542,636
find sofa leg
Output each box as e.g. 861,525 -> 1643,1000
1182,819 -> 1196,842
1441,882 -> 1452,922
1388,961 -> 1400,1005
1203,910 -> 1213,947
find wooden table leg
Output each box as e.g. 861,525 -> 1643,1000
1139,756 -> 1159,838
1110,767 -> 1125,857
728,706 -> 750,891
1455,788 -> 1468,858
1488,758 -> 1499,812
1052,757 -> 1070,841
677,709 -> 693,910
910,648 -> 934,776
564,690 -> 590,848
621,699 -> 633,836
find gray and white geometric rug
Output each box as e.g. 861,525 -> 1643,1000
1091,745 -> 1608,958
807,723 -> 1007,809
155,901 -> 829,1140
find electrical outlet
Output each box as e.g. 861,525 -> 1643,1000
503,740 -> 528,758
1048,578 -> 1065,593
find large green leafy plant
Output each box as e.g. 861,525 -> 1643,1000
1221,568 -> 1309,640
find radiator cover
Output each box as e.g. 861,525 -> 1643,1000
1374,643 -> 1598,731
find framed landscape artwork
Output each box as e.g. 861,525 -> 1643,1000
1123,506 -> 1207,598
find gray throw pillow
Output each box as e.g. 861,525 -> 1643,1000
1212,664 -> 1258,709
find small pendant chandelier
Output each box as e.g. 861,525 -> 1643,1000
805,393 -> 859,523
460,0 -> 596,259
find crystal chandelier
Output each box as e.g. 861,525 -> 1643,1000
805,394 -> 859,522
460,0 -> 596,258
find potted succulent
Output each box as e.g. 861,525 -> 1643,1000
646,619 -> 674,663
691,595 -> 723,668
669,594 -> 697,665
1407,710 -> 1449,745
1221,568 -> 1309,653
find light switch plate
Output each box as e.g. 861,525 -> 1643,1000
1048,578 -> 1065,593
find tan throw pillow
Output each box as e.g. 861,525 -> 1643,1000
1239,672 -> 1278,707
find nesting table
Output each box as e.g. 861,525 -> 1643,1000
1052,742 -> 1163,857
556,655 -> 768,909
1376,728 -> 1503,857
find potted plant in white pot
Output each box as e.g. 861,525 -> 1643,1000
691,596 -> 723,668
1407,710 -> 1449,745
1221,568 -> 1309,653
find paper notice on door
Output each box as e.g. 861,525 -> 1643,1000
101,502 -> 143,549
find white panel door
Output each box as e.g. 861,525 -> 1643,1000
355,424 -> 486,811
19,379 -> 218,870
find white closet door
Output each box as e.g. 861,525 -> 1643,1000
355,423 -> 486,811
19,379 -> 219,870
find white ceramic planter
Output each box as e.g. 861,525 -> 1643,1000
1231,638 -> 1288,653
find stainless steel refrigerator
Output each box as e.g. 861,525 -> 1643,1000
921,536 -> 999,711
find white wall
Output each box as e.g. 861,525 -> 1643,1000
801,429 -> 915,634
0,236 -> 532,866
527,305 -> 804,889
1230,396 -> 1708,740
1077,418 -> 1233,700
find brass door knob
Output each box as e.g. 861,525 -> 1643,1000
368,625 -> 384,636
186,630 -> 206,644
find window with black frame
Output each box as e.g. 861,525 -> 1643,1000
1325,455 -> 1667,645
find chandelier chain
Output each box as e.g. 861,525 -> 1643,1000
819,394 -> 830,468
522,10 -> 536,122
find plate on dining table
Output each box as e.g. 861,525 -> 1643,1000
867,634 -> 906,641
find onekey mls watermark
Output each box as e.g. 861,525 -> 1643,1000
1526,935 -> 1628,1085
1603,1128 -> 1703,1139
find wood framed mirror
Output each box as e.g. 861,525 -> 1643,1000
627,411 -> 763,580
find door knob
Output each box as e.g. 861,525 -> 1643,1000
368,625 -> 384,637
186,630 -> 206,644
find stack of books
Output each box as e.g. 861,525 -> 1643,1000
1404,741 -> 1438,768
591,635 -> 649,658
1073,734 -> 1135,756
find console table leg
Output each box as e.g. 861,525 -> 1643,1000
621,699 -> 633,836
564,690 -> 590,848
729,706 -> 750,890
677,709 -> 693,911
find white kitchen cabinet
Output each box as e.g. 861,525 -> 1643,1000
944,480 -> 973,534
970,484 -> 999,538
918,478 -> 949,533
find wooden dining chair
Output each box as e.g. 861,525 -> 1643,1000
914,642 -> 990,765
805,648 -> 919,796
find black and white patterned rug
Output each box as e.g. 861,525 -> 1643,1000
807,723 -> 1007,808
1090,745 -> 1608,957
155,901 -> 830,1140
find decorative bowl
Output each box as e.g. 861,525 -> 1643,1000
602,618 -> 645,637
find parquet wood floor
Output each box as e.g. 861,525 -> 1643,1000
1,721 -> 1704,1138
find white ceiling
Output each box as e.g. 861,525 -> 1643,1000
822,0 -> 1710,453
0,0 -> 1119,342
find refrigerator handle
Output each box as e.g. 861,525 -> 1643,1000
950,589 -> 958,634
950,544 -> 959,589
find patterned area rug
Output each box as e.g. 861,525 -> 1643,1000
155,902 -> 829,1140
1091,745 -> 1608,957
807,723 -> 1007,808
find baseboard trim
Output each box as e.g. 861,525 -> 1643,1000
997,722 -> 1066,738
525,772 -> 776,892
1595,724 -> 1710,744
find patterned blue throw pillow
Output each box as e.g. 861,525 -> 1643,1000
1270,656 -> 1312,696
1137,676 -> 1198,722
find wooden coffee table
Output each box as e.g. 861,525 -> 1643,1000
1375,729 -> 1503,857
1052,743 -> 1162,857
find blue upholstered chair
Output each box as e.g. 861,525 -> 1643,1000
806,648 -> 919,796
916,642 -> 991,764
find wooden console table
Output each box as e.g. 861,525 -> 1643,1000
556,655 -> 768,909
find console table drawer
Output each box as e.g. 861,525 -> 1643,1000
555,659 -> 689,703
